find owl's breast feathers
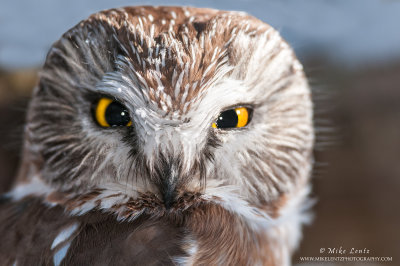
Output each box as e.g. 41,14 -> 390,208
0,175 -> 312,265
0,195 -> 188,265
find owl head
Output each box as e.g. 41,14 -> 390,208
20,6 -> 312,234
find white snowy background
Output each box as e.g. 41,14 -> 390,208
1,0 -> 400,69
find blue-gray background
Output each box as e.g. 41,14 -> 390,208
1,0 -> 400,68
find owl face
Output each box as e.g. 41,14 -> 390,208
26,7 -> 313,211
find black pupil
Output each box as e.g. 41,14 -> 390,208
215,109 -> 238,128
105,101 -> 130,126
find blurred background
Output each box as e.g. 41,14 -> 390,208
0,0 -> 399,265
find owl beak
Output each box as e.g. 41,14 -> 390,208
161,177 -> 177,209
159,164 -> 178,209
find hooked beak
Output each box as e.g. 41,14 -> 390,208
159,163 -> 179,209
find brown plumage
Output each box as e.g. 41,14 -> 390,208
1,6 -> 313,265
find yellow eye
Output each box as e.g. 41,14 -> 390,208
94,97 -> 132,127
212,107 -> 252,129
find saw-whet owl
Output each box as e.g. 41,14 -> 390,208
0,6 -> 314,265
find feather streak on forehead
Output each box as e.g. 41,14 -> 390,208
75,7 -> 272,116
